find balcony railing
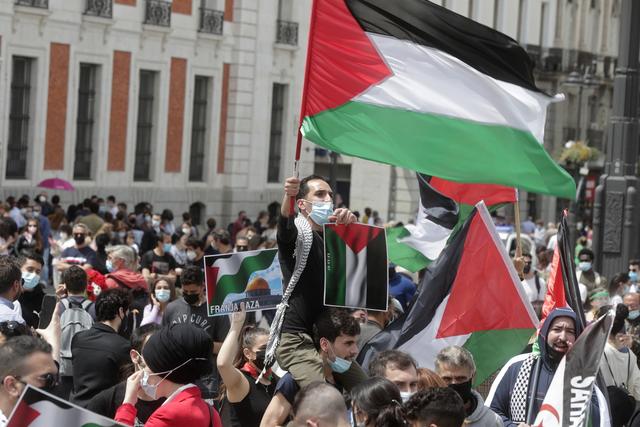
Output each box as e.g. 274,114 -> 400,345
276,20 -> 298,46
15,0 -> 48,8
85,0 -> 112,18
199,8 -> 223,35
144,0 -> 171,27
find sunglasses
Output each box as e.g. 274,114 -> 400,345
16,372 -> 59,390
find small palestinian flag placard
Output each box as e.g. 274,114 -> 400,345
7,385 -> 125,427
204,249 -> 283,316
324,223 -> 388,311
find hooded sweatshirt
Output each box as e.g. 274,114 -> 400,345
105,269 -> 148,292
486,308 -> 603,426
465,390 -> 501,427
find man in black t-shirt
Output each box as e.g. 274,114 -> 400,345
140,233 -> 177,284
162,265 -> 229,399
275,175 -> 368,391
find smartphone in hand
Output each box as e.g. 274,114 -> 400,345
38,294 -> 58,330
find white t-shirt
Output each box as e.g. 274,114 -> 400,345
0,298 -> 24,324
521,274 -> 546,302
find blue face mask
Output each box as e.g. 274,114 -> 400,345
155,289 -> 171,303
630,271 -> 638,283
629,310 -> 640,320
307,201 -> 333,226
21,271 -> 40,290
163,243 -> 172,253
326,342 -> 352,373
578,261 -> 592,272
106,259 -> 115,273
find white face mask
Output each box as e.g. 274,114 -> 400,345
400,390 -> 415,403
139,357 -> 207,399
186,250 -> 197,261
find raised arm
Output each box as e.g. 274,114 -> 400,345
216,305 -> 250,403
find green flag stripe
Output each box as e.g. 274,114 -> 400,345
302,101 -> 575,199
386,226 -> 431,272
325,227 -> 347,306
212,251 -> 277,306
464,328 -> 535,386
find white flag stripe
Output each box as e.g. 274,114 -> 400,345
356,34 -> 554,143
398,295 -> 471,370
400,220 -> 452,260
208,250 -> 268,278
345,246 -> 368,308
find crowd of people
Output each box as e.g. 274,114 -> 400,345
0,179 -> 638,427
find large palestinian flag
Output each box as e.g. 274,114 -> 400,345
395,201 -> 538,384
8,385 -> 124,427
387,174 -> 517,272
299,0 -> 575,199
533,311 -> 613,427
324,223 -> 388,310
204,249 -> 282,315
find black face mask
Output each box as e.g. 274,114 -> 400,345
449,379 -> 474,404
74,234 -> 86,245
523,264 -> 532,274
254,348 -> 266,371
184,293 -> 200,306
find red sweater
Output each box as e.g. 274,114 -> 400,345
115,386 -> 221,427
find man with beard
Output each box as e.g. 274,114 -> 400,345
435,346 -> 501,426
486,308 -> 606,426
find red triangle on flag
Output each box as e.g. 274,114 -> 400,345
326,223 -> 383,253
6,399 -> 40,427
303,0 -> 392,117
436,212 -> 535,338
429,177 -> 517,206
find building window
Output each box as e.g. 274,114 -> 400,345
144,0 -> 171,27
189,76 -> 210,182
199,0 -> 223,34
493,0 -> 501,29
276,0 -> 298,45
15,0 -> 48,8
189,202 -> 205,226
517,0 -> 527,42
6,56 -> 33,180
74,64 -> 98,180
539,2 -> 547,47
267,83 -> 287,183
134,70 -> 157,182
85,0 -> 112,18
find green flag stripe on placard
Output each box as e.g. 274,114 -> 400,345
212,250 -> 276,306
325,227 -> 347,306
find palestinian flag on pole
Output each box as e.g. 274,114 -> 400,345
8,385 -> 124,427
387,173 -> 517,272
541,211 -> 586,333
324,223 -> 388,311
395,201 -> 538,384
204,249 -> 281,315
299,0 -> 575,199
533,311 -> 613,427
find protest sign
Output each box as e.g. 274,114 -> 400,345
7,385 -> 125,427
324,222 -> 388,311
205,249 -> 283,316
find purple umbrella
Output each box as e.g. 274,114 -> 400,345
37,178 -> 75,191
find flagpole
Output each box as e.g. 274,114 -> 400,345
514,189 -> 522,257
289,0 -> 320,217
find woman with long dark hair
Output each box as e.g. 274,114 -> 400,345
351,377 -> 406,427
15,218 -> 43,255
217,305 -> 275,426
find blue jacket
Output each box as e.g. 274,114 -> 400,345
487,308 -> 602,426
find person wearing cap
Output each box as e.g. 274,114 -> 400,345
116,323 -> 222,427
